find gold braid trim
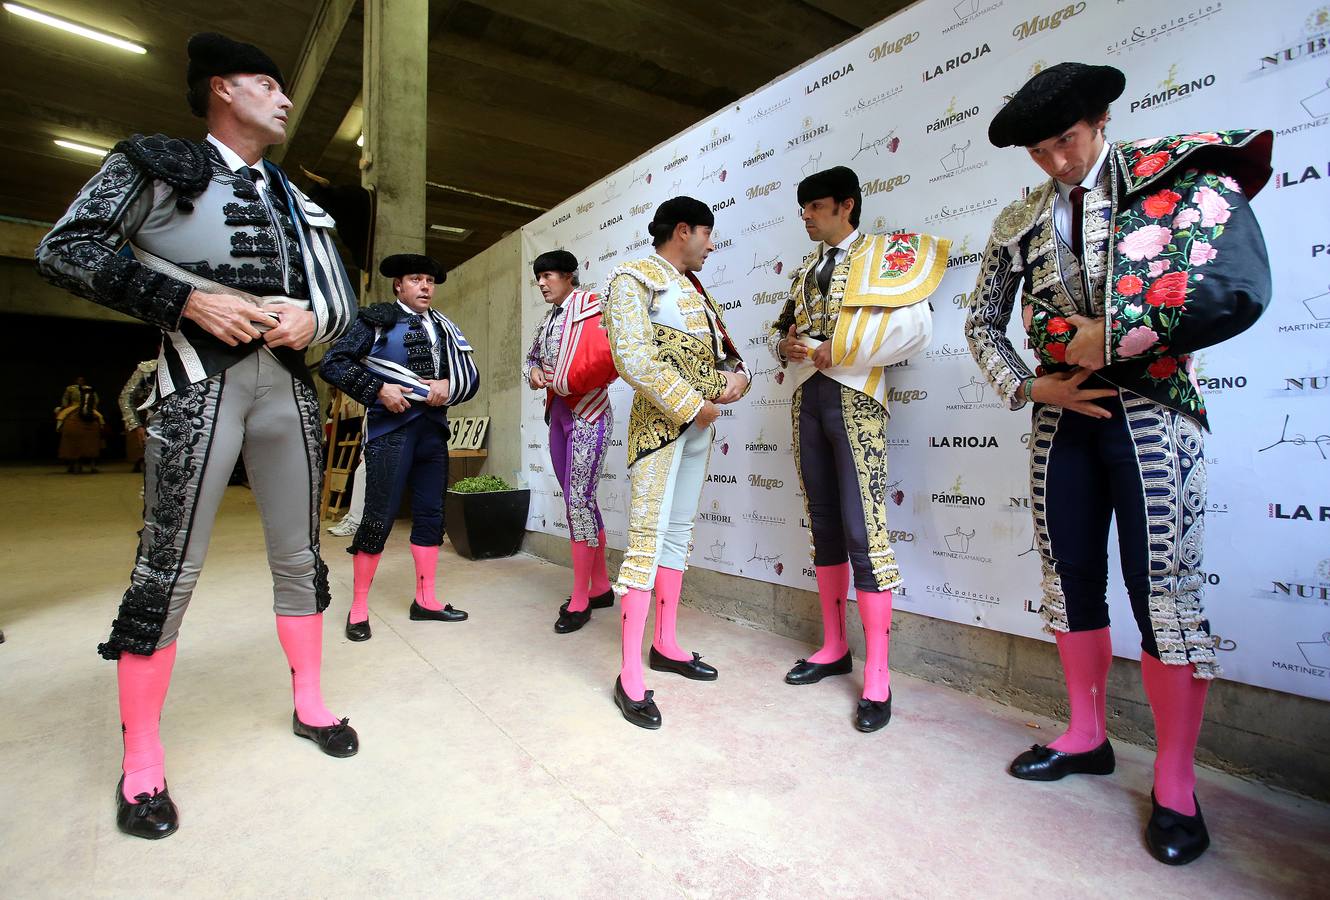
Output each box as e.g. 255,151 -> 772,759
626,324 -> 725,466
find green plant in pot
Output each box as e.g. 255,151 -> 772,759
446,475 -> 531,559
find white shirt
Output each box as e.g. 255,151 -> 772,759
1052,141 -> 1110,247
397,300 -> 438,345
206,134 -> 267,194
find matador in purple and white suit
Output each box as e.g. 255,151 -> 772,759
523,249 -> 620,633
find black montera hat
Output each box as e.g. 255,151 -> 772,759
988,62 -> 1125,148
532,249 -> 579,276
187,33 -> 284,115
647,196 -> 714,242
379,253 -> 446,281
797,166 -> 860,205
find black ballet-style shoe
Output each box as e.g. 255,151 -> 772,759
648,646 -> 718,681
613,676 -> 662,730
115,776 -> 179,840
554,600 -> 593,634
345,614 -> 371,642
292,713 -> 359,758
785,650 -> 853,685
409,600 -> 468,622
1008,739 -> 1116,781
588,589 -> 615,610
1146,792 -> 1210,866
854,695 -> 892,733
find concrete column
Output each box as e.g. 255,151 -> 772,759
361,0 -> 428,301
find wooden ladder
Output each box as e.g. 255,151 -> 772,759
320,390 -> 364,520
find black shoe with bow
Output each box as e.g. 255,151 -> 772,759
588,589 -> 615,609
345,614 -> 371,642
115,776 -> 179,840
785,650 -> 853,685
554,599 -> 593,634
854,695 -> 892,733
1008,738 -> 1115,781
648,646 -> 718,681
1146,792 -> 1210,865
613,676 -> 662,729
409,600 -> 468,622
292,713 -> 359,757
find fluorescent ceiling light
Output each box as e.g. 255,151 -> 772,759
54,138 -> 110,158
429,224 -> 473,241
4,3 -> 147,54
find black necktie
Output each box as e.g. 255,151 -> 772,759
1069,186 -> 1088,259
243,166 -> 263,186
817,247 -> 839,296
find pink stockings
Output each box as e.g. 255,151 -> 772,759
276,614 -> 339,727
857,589 -> 893,702
1048,628 -> 1113,754
117,642 -> 177,802
410,543 -> 443,611
567,530 -> 612,613
1141,653 -> 1210,815
808,563 -> 850,664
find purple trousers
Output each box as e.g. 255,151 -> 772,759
548,399 -> 611,547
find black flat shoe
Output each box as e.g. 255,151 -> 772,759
554,600 -> 593,634
292,713 -> 359,757
613,676 -> 661,729
1146,792 -> 1210,865
115,776 -> 178,840
785,650 -> 853,685
588,589 -> 615,609
1008,739 -> 1115,781
854,695 -> 892,733
345,614 -> 371,642
409,600 -> 468,622
648,646 -> 718,681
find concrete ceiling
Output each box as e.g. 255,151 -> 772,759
0,0 -> 910,271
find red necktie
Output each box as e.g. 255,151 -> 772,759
1069,186 -> 1088,259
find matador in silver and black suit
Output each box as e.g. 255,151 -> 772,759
36,32 -> 361,840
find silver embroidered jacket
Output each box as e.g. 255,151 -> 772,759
36,134 -> 357,401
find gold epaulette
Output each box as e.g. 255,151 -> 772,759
607,256 -> 675,293
991,181 -> 1057,248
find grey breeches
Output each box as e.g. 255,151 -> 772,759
98,351 -> 330,659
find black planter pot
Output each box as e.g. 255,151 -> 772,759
445,488 -> 531,560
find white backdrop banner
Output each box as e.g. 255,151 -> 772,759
514,0 -> 1330,701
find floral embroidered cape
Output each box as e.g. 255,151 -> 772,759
970,129 -> 1272,430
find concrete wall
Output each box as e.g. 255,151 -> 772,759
432,230 -> 523,486
441,233 -> 1330,803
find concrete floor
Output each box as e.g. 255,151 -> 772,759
1,464 -> 1327,899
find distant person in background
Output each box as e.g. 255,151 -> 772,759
118,361 -> 158,473
55,376 -> 104,473
522,249 -> 619,634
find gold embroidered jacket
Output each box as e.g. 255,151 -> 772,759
604,254 -> 749,465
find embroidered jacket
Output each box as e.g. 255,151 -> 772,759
966,129 -> 1273,429
770,231 -> 948,410
36,134 -> 357,402
320,302 -> 479,441
603,254 -> 749,465
522,290 -> 618,423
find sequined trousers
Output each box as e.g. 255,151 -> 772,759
1029,390 -> 1218,678
548,399 -> 611,547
